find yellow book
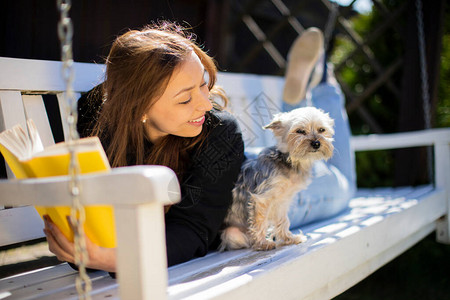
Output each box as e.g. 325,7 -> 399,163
0,119 -> 116,248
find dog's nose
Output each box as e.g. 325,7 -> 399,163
311,140 -> 321,149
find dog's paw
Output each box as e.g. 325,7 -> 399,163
280,233 -> 307,246
252,240 -> 276,251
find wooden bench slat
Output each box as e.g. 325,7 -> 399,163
0,91 -> 28,179
48,276 -> 118,300
168,248 -> 255,284
0,206 -> 44,246
0,57 -> 104,93
1,266 -> 117,300
22,95 -> 55,147
2,268 -> 109,300
0,264 -> 76,291
55,92 -> 80,142
0,91 -> 27,132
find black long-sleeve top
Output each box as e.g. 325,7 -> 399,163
77,86 -> 245,267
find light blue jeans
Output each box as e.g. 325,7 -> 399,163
245,80 -> 356,229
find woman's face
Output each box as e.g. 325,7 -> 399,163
144,50 -> 213,143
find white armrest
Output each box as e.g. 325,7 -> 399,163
351,128 -> 450,244
0,165 -> 180,207
0,165 -> 181,300
350,128 -> 450,190
350,128 -> 450,152
0,57 -> 105,93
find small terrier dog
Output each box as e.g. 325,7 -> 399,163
220,107 -> 334,251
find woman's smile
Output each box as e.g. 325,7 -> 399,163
188,115 -> 206,125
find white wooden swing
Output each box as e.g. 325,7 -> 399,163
0,0 -> 449,299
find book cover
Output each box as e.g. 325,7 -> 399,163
0,120 -> 116,248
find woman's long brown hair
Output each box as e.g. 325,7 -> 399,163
92,22 -> 227,179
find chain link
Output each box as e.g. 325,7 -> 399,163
415,0 -> 433,184
57,0 -> 92,299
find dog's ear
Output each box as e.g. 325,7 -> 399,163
324,112 -> 335,131
263,120 -> 282,131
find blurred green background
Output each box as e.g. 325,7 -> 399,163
331,0 -> 449,189
332,1 -> 450,298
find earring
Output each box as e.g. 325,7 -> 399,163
142,116 -> 147,123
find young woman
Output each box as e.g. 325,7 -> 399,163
43,22 -> 245,272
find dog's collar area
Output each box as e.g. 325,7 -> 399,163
272,147 -> 293,168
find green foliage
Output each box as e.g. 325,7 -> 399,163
331,0 -> 449,187
355,150 -> 394,188
331,1 -> 406,135
437,4 -> 450,128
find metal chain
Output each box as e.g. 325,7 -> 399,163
57,0 -> 92,299
415,0 -> 433,184
415,0 -> 431,130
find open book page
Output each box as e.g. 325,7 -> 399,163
26,118 -> 44,156
0,119 -> 43,160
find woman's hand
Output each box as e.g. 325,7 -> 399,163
43,215 -> 117,273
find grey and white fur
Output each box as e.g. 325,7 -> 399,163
220,107 -> 335,251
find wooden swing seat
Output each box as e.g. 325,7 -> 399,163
0,57 -> 449,299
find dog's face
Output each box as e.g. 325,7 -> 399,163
264,107 -> 334,162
